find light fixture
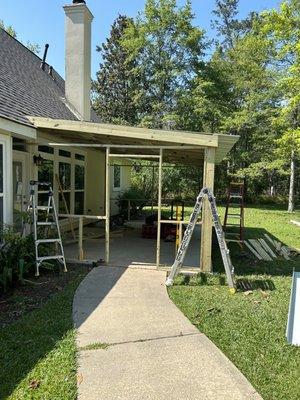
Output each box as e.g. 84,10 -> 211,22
33,154 -> 44,166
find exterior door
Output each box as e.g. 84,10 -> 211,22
13,152 -> 28,230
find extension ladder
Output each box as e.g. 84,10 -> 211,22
28,180 -> 67,276
223,182 -> 245,244
165,188 -> 236,293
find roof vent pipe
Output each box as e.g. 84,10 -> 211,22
40,44 -> 49,70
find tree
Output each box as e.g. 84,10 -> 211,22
0,19 -> 40,54
122,0 -> 206,129
211,0 -> 257,50
92,15 -> 139,125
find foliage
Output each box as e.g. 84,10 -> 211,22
0,19 -> 40,54
0,228 -> 36,292
92,15 -> 139,124
118,186 -> 149,217
121,0 -> 206,129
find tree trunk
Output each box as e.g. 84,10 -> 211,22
288,149 -> 295,213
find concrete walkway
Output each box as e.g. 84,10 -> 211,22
73,267 -> 262,400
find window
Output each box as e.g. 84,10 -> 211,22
75,164 -> 85,213
13,138 -> 27,152
75,153 -> 85,161
75,165 -> 85,190
59,149 -> 71,158
59,162 -> 71,190
38,145 -> 54,154
38,160 -> 53,185
113,164 -> 121,190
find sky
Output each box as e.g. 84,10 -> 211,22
1,0 -> 281,79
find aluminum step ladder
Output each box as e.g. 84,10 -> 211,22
165,187 -> 236,293
28,180 -> 67,276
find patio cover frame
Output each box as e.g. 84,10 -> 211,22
27,116 -> 239,272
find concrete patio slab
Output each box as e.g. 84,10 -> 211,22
73,266 -> 262,400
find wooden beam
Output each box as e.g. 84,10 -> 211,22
27,116 -> 219,148
200,148 -> 216,272
78,217 -> 84,261
156,149 -> 163,267
105,147 -> 110,265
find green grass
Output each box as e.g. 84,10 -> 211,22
0,272 -> 87,400
169,205 -> 300,400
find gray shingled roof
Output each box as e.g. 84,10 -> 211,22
0,28 -> 98,126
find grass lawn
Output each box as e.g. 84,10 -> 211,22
169,205 -> 300,400
0,266 -> 89,400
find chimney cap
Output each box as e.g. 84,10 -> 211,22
73,0 -> 86,4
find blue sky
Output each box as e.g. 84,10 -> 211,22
1,0 -> 280,78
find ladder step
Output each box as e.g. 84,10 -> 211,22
37,255 -> 64,262
224,223 -> 241,227
229,195 -> 243,199
227,214 -> 242,219
37,222 -> 56,226
36,239 -> 62,244
36,206 -> 53,211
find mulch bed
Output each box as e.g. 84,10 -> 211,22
0,264 -> 91,328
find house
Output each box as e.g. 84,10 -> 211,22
0,0 -> 239,270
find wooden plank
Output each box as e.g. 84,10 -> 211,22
58,214 -> 106,219
27,116 -> 219,148
105,147 -> 110,265
258,238 -> 277,258
248,239 -> 273,261
55,174 -> 76,240
291,220 -> 300,227
264,233 -> 276,248
245,241 -> 263,260
78,217 -> 84,261
156,149 -> 163,267
200,148 -> 215,272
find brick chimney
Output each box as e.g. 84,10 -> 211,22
64,0 -> 93,121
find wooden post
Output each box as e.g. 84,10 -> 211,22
200,148 -> 216,272
156,149 -> 163,267
105,147 -> 110,265
127,199 -> 131,222
78,216 -> 84,261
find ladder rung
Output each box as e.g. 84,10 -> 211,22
36,239 -> 61,244
37,222 -> 56,226
37,255 -> 64,262
225,232 -> 240,236
227,214 -> 242,219
229,195 -> 243,199
224,223 -> 241,227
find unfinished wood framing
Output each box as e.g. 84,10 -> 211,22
28,116 -> 240,270
156,149 -> 163,267
105,147 -> 110,264
200,148 -> 216,272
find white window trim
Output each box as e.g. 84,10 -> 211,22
0,134 -> 13,225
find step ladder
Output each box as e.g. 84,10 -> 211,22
223,182 -> 245,245
28,180 -> 67,276
165,188 -> 236,293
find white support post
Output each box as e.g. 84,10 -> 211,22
105,147 -> 110,265
200,148 -> 216,272
156,148 -> 163,268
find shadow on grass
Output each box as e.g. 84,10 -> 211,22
212,227 -> 300,278
0,266 -> 126,399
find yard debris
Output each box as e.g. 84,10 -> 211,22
260,290 -> 270,300
244,234 -> 298,261
29,379 -> 40,389
290,220 -> 300,227
77,372 -> 83,385
244,290 -> 253,296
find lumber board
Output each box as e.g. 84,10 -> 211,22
258,238 -> 277,259
245,241 -> 263,260
249,239 -> 273,261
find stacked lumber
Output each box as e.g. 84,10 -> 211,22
245,234 -> 298,261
